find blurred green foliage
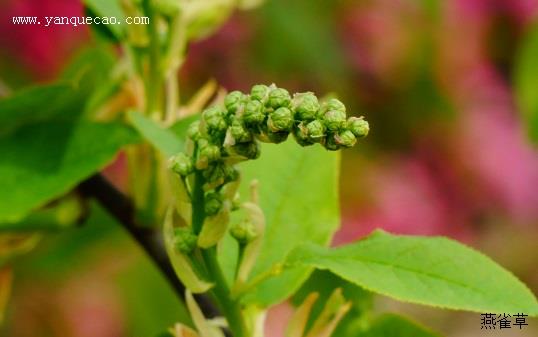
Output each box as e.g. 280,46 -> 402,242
515,24 -> 538,144
7,203 -> 190,336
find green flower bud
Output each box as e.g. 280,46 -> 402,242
255,123 -> 289,144
224,90 -> 245,114
268,107 -> 294,132
268,88 -> 291,108
204,191 -> 223,216
196,143 -> 221,169
203,107 -> 228,141
306,120 -> 325,142
229,118 -> 253,143
187,121 -> 202,141
293,123 -> 315,147
335,130 -> 357,148
231,141 -> 261,159
230,220 -> 258,245
324,133 -> 341,151
202,163 -> 239,190
202,144 -> 221,161
203,105 -> 224,120
174,227 -> 198,253
250,84 -> 270,103
292,92 -> 320,121
223,165 -> 240,183
169,153 -> 193,176
203,162 -> 227,189
323,109 -> 347,132
322,98 -> 346,113
266,130 -> 289,144
347,117 -> 369,138
197,137 -> 209,148
243,100 -> 266,127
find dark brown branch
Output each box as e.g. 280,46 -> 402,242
79,174 -> 221,319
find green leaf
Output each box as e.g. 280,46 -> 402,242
128,111 -> 184,157
221,140 -> 340,307
287,230 -> 538,315
358,314 -> 442,337
84,7 -> 121,42
0,83 -> 81,134
0,120 -> 138,223
0,48 -> 116,135
163,205 -> 214,293
61,47 -> 119,117
61,46 -> 116,85
82,0 -> 124,39
515,24 -> 538,144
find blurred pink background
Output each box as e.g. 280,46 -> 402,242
1,0 -> 537,336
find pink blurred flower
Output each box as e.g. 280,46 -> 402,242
340,0 -> 423,85
336,156 -> 473,245
102,151 -> 129,193
0,0 -> 88,79
440,1 -> 538,224
338,0 -> 538,245
59,278 -> 124,337
181,14 -> 257,91
501,0 -> 538,25
454,67 -> 538,223
264,302 -> 293,337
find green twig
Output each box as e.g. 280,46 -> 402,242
202,247 -> 249,337
234,243 -> 246,280
191,170 -> 206,235
191,172 -> 249,337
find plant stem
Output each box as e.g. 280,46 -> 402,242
191,170 -> 206,235
142,0 -> 162,117
235,243 -> 246,279
202,248 -> 249,337
164,12 -> 186,123
191,172 -> 249,337
165,74 -> 179,123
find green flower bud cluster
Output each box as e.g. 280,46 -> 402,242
174,227 -> 198,254
172,84 -> 368,215
230,220 -> 258,245
223,84 -> 368,152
